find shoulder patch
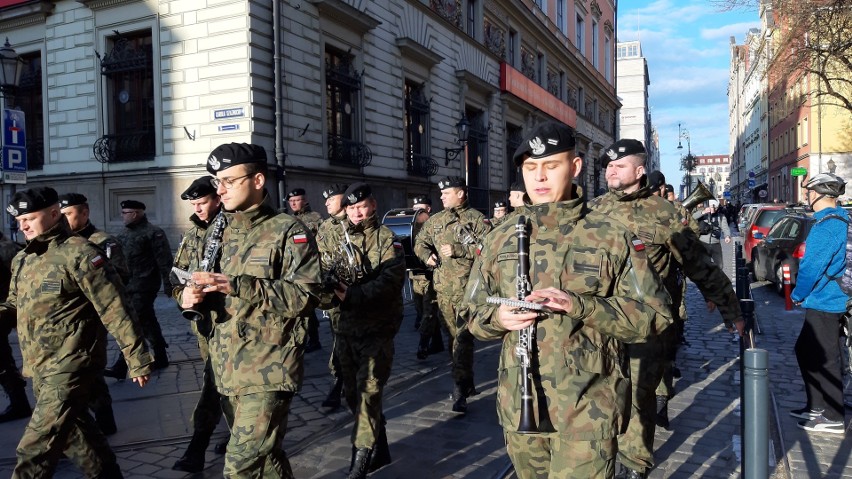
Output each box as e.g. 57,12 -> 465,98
393,241 -> 403,249
631,237 -> 646,252
293,233 -> 308,244
90,254 -> 106,268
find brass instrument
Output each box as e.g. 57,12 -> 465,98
513,216 -> 538,433
172,211 -> 227,322
452,210 -> 480,246
682,181 -> 716,211
321,221 -> 365,289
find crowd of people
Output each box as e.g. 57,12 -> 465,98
0,120 -> 848,478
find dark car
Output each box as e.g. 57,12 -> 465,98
744,205 -> 789,264
751,212 -> 814,294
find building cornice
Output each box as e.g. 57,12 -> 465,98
396,37 -> 444,69
0,1 -> 53,30
77,0 -> 142,11
309,0 -> 381,35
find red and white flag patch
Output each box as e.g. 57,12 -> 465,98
393,241 -> 403,249
90,255 -> 106,268
293,234 -> 308,244
631,238 -> 645,252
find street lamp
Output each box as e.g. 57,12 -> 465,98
677,122 -> 695,195
444,114 -> 470,166
0,38 -> 23,99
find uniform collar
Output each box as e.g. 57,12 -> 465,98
189,206 -> 222,229
24,219 -> 72,254
225,203 -> 276,230
77,221 -> 97,238
526,185 -> 587,226
347,214 -> 377,233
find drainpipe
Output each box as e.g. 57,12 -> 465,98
273,0 -> 286,206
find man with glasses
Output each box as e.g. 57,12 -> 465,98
109,199 -> 173,378
182,142 -> 323,476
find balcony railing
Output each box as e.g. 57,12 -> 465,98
328,134 -> 372,168
407,153 -> 438,177
93,131 -> 155,163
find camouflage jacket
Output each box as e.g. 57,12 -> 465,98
464,189 -> 672,440
0,237 -> 22,301
171,210 -> 226,328
672,200 -> 700,232
591,188 -> 742,329
0,220 -> 153,381
78,221 -> 130,284
117,217 -> 173,294
330,215 -> 406,337
414,201 -> 491,299
207,203 -> 322,396
294,205 -> 323,235
489,216 -> 508,228
315,213 -> 347,327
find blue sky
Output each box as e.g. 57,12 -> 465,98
616,0 -> 760,196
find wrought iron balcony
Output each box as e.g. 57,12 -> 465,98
407,153 -> 438,177
328,134 -> 372,168
93,131 -> 155,163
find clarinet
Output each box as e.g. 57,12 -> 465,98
514,215 -> 538,433
182,211 -> 227,322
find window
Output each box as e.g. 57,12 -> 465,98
95,30 -> 155,163
803,117 -> 808,144
404,81 -> 434,177
591,20 -> 599,69
604,35 -> 612,82
506,124 -> 523,189
535,0 -> 545,12
16,51 -> 43,170
467,0 -> 476,37
466,109 -> 489,211
577,87 -> 585,114
557,0 -> 566,35
326,46 -> 370,167
508,30 -> 517,67
576,14 -> 585,54
537,53 -> 544,87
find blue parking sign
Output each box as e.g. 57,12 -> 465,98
3,109 -> 25,148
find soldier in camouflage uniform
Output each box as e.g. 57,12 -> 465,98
182,143 -> 322,478
465,122 -> 673,478
0,231 -> 28,424
591,140 -> 744,479
288,187 -> 324,353
3,187 -> 152,478
59,193 -> 130,436
319,182 -> 405,479
169,177 -> 227,473
110,199 -> 173,376
316,183 -> 348,409
410,195 -> 443,360
414,176 -> 491,413
489,201 -> 509,227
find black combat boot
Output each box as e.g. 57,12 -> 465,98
655,395 -> 670,429
173,430 -> 212,473
347,448 -> 373,479
152,345 -> 169,370
305,313 -> 322,353
451,383 -> 467,413
416,335 -> 430,360
0,377 -> 31,423
94,461 -> 124,479
95,403 -> 118,436
103,356 -> 127,380
369,422 -> 391,472
426,329 -> 444,355
321,377 -> 343,409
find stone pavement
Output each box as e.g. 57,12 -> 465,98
0,239 -> 851,478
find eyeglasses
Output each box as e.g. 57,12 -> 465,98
120,211 -> 136,215
211,173 -> 253,189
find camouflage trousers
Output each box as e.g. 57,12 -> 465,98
323,308 -> 342,378
14,375 -> 120,478
0,322 -> 25,393
436,295 -> 474,384
656,319 -> 683,399
336,334 -> 394,449
129,290 -> 168,350
411,275 -> 440,337
505,430 -> 617,478
618,328 -> 674,473
220,391 -> 294,479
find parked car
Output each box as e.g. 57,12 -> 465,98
743,204 -> 789,264
738,203 -> 765,232
751,212 -> 814,294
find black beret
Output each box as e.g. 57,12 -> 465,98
181,176 -> 217,200
602,139 -> 646,168
58,193 -> 88,209
412,195 -> 431,206
494,201 -> 507,209
437,176 -> 465,190
120,200 -> 146,210
342,182 -> 372,206
7,187 -> 59,216
322,184 -> 348,199
287,188 -> 306,199
512,121 -> 577,166
665,184 -> 675,194
509,181 -> 526,193
647,171 -> 666,190
207,143 -> 267,174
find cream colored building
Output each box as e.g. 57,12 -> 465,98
0,0 -> 617,243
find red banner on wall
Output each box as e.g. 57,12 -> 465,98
0,0 -> 30,7
500,63 -> 577,128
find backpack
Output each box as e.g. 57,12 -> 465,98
819,214 -> 852,296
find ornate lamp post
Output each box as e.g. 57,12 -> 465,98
444,114 -> 470,166
0,38 -> 23,100
677,122 -> 695,196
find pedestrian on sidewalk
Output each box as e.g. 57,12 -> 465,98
465,121 -> 672,478
169,176 -> 226,472
183,143 -> 323,477
790,173 -> 849,435
694,201 -> 732,266
4,187 -> 152,477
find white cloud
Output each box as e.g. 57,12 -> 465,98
700,21 -> 761,41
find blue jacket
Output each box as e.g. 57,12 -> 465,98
791,206 -> 849,313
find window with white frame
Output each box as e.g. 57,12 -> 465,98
557,0 -> 566,35
604,35 -> 612,81
591,20 -> 599,69
576,13 -> 585,54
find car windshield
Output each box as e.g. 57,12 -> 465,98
755,209 -> 786,228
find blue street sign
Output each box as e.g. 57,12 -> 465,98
3,146 -> 27,172
3,109 -> 26,148
747,179 -> 756,189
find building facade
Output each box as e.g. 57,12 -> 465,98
693,154 -> 731,201
0,0 -> 617,242
616,40 -> 659,172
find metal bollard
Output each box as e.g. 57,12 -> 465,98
782,264 -> 793,311
743,348 -> 769,479
737,266 -> 750,300
735,241 -> 744,269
